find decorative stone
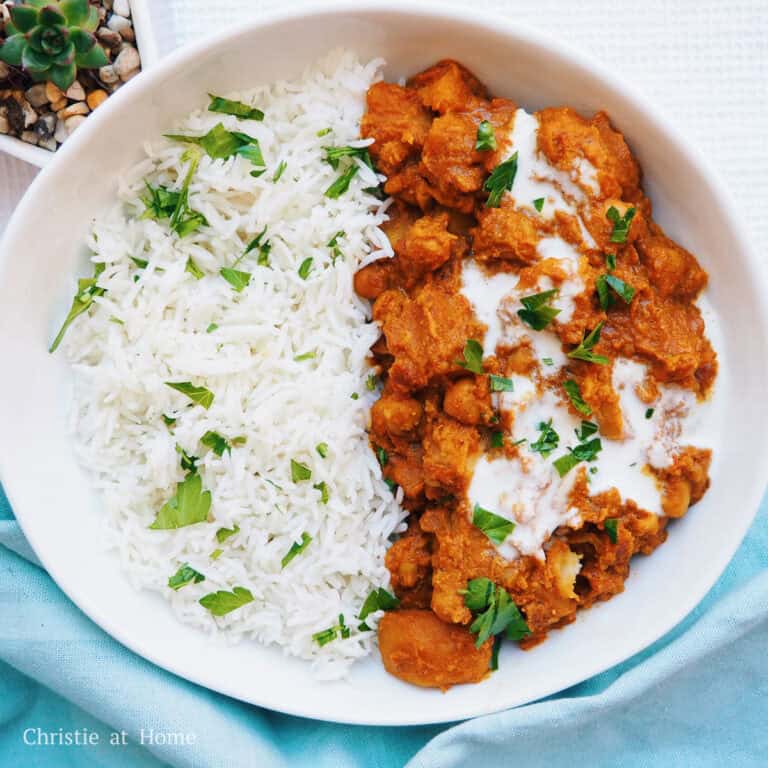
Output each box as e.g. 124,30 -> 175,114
87,89 -> 109,110
45,81 -> 65,103
34,113 -> 56,139
20,97 -> 37,127
20,130 -> 39,145
114,45 -> 140,81
65,81 -> 86,101
54,117 -> 67,143
25,84 -> 49,107
113,0 -> 131,17
0,113 -> 8,135
107,14 -> 131,33
58,101 -> 90,119
39,136 -> 57,152
99,64 -> 119,84
65,115 -> 87,135
50,97 -> 67,111
0,61 -> 10,80
119,26 -> 135,42
97,27 -> 122,51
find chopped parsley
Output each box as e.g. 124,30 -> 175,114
376,447 -> 388,466
542,357 -> 554,366
471,504 -> 516,545
530,419 -> 559,457
272,160 -> 287,182
281,532 -> 312,568
462,578 -> 530,647
484,152 -> 518,208
290,459 -> 311,482
384,478 -> 397,493
366,374 -> 378,391
216,525 -> 240,543
596,273 -> 635,309
49,262 -> 106,353
575,420 -> 598,441
206,323 -> 218,333
313,481 -> 330,504
325,165 -> 359,198
168,150 -> 208,238
358,588 -> 400,623
553,437 -> 603,478
140,182 -> 179,221
149,473 -> 211,530
645,407 -> 655,419
210,548 -> 223,560
220,267 -> 251,292
489,375 -> 514,392
350,392 -> 359,400
517,289 -> 561,331
298,257 -> 313,280
166,123 -> 264,166
563,379 -> 592,416
312,614 -> 350,646
175,444 -> 199,474
533,197 -> 545,212
207,94 -> 264,121
199,586 -> 254,616
162,414 -> 177,429
316,127 -> 332,137
328,230 -> 345,264
490,430 -> 505,449
131,256 -> 149,269
475,120 -> 497,151
185,257 -> 204,279
567,321 -> 609,365
244,227 -> 271,267
293,351 -> 316,362
167,564 -> 205,591
165,381 -> 215,409
201,430 -> 232,457
605,253 -> 617,271
606,206 -> 636,243
323,145 -> 374,170
604,518 -> 619,544
457,339 -> 484,374
316,442 -> 329,459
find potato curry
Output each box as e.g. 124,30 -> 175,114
354,60 -> 717,689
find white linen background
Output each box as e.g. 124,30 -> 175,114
1,0 -> 767,252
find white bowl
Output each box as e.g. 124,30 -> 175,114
1,1 -> 766,726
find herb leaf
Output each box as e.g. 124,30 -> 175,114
462,577 -> 495,611
199,586 -> 254,616
150,473 -> 211,530
489,375 -> 514,392
312,614 -> 350,646
316,442 -> 329,458
165,381 -> 215,409
530,419 -> 559,458
533,197 -> 545,212
517,289 -> 561,331
645,407 -> 655,419
298,257 -> 313,280
358,588 -> 400,621
323,145 -> 373,170
313,481 -> 330,504
202,430 -> 232,456
553,437 -> 603,477
216,524 -> 240,543
208,94 -> 264,121
604,274 -> 635,304
281,532 -> 312,568
563,380 -> 592,416
490,430 -> 504,449
605,518 -> 619,544
567,322 -> 609,365
325,165 -> 359,198
456,339 -> 484,374
49,262 -> 106,353
606,206 -> 636,243
463,579 -> 530,647
185,257 -> 204,279
272,160 -> 287,182
168,564 -> 205,591
472,503 -> 515,545
290,459 -> 311,482
328,230 -> 345,263
605,253 -> 617,271
475,120 -> 497,151
220,267 -> 251,292
166,123 -> 264,168
484,152 -> 518,208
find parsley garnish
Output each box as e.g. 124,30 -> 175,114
175,444 -> 199,474
323,145 -> 373,170
518,289 -> 561,330
563,380 -> 592,416
216,525 -> 240,543
312,614 -> 350,646
542,357 -> 553,365
166,123 -> 265,169
294,351 -> 316,362
199,586 -> 254,616
49,262 -> 106,353
244,227 -> 271,267
168,150 -> 208,238
366,374 -> 378,391
567,322 -> 609,365
645,408 -> 655,419
168,564 -> 205,591
328,230 -> 345,264
313,481 -> 329,504
316,442 -> 329,458
162,414 -> 177,429
210,548 -> 223,560
456,339 -> 484,374
596,274 -> 635,309
272,160 -> 287,182
472,503 -> 515,545
490,431 -> 504,449
533,197 -> 545,212
185,257 -> 204,279
207,94 -> 264,121
298,257 -> 313,280
462,578 -> 530,647
206,323 -> 218,333
165,381 -> 215,409
376,447 -> 388,466
290,459 -> 312,482
604,518 -> 619,544
149,473 -> 211,529
484,152 -> 518,208
131,256 -> 149,269
575,420 -> 598,441
201,430 -> 232,457
358,588 -> 400,623
350,392 -> 359,400
281,532 -> 312,568
489,375 -> 514,392
141,182 -> 179,221
530,419 -> 559,457
553,437 -> 602,477
316,127 -> 332,137
605,253 -> 616,271
475,120 -> 497,151
325,165 -> 359,198
220,267 -> 251,292
606,206 -> 636,243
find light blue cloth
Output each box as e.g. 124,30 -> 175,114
1,481 -> 766,767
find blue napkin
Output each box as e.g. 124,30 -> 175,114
1,481 -> 766,767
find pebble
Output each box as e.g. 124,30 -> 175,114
45,82 -> 65,103
38,136 -> 57,152
99,64 -> 119,84
20,130 -> 39,145
65,115 -> 86,135
107,14 -> 131,33
97,27 -> 123,51
87,89 -> 108,110
0,4 -> 9,25
25,84 -> 49,108
58,101 -> 89,119
50,97 -> 67,111
66,81 -> 86,101
0,61 -> 10,80
34,113 -> 56,139
20,98 -> 37,127
0,114 -> 8,135
54,117 -> 67,143
114,45 -> 140,81
113,0 -> 131,17
119,26 -> 135,42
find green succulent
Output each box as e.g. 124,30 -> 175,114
0,0 -> 108,91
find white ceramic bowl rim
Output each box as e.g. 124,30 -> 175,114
2,0 -> 767,726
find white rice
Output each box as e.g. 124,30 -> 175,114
61,50 -> 407,678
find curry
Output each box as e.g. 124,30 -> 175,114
354,60 -> 717,688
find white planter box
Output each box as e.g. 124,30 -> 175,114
0,0 -> 159,167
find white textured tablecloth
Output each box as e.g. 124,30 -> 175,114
2,0 -> 767,252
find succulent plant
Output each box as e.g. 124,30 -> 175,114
0,0 -> 108,91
